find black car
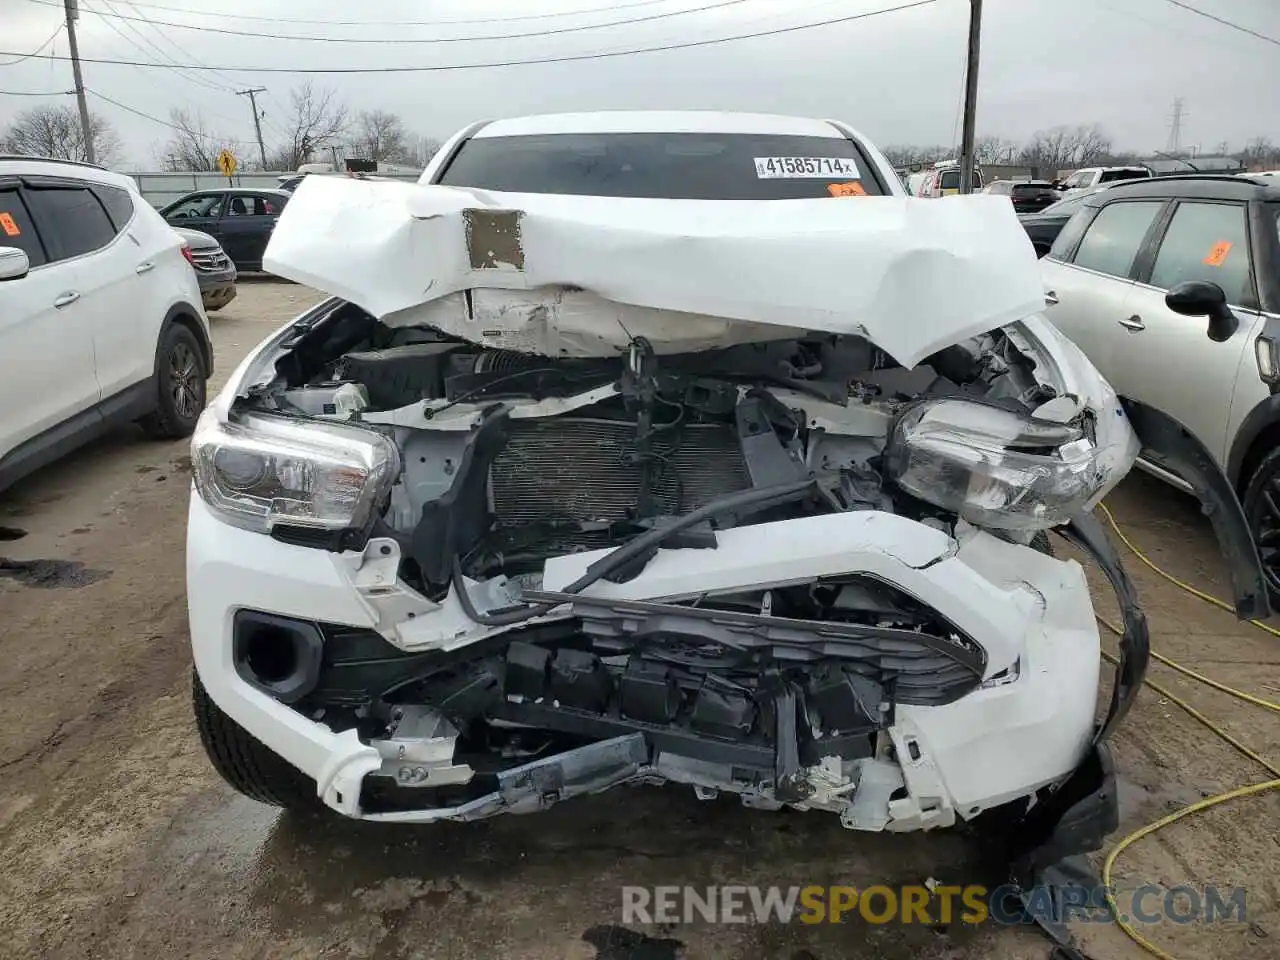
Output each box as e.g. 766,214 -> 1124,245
159,188 -> 291,271
1018,192 -> 1093,257
985,179 -> 1062,214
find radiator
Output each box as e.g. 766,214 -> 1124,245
491,418 -> 750,525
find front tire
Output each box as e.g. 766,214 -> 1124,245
139,323 -> 207,439
192,670 -> 319,810
1241,446 -> 1280,608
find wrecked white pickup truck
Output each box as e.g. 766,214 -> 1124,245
186,113 -> 1266,870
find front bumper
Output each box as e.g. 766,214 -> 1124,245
197,268 -> 237,310
187,494 -> 1142,839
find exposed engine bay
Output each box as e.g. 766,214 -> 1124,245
258,299 -> 1065,568
212,296 -> 1133,825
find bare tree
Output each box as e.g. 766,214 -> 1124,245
973,135 -> 1020,165
1,104 -> 122,165
1020,128 -> 1073,173
267,82 -> 348,170
1019,124 -> 1112,175
351,109 -> 412,163
156,108 -> 231,172
879,143 -> 955,168
410,135 -> 443,168
1241,136 -> 1280,170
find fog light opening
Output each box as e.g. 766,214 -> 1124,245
244,627 -> 300,685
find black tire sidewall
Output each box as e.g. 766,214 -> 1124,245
157,325 -> 207,432
1241,446 -> 1280,605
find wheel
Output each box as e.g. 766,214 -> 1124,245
192,670 -> 320,810
139,323 -> 207,439
1240,446 -> 1280,607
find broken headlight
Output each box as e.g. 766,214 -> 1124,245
191,411 -> 400,535
885,398 -> 1136,531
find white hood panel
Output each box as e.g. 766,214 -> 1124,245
264,176 -> 1045,367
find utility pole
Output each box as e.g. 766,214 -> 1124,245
236,87 -> 268,168
958,0 -> 982,194
63,0 -> 94,164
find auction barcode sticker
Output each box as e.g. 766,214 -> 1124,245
755,156 -> 860,179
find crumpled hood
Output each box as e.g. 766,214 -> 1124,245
264,175 -> 1045,368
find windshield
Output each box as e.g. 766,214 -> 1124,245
1012,183 -> 1055,196
1099,168 -> 1148,183
938,169 -> 983,190
436,132 -> 885,199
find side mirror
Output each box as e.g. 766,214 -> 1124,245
0,246 -> 30,282
1165,280 -> 1238,343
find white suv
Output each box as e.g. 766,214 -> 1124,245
0,157 -> 212,491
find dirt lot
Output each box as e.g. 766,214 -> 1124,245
0,281 -> 1277,960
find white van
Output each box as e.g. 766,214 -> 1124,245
917,161 -> 984,197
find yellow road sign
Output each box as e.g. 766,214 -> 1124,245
216,150 -> 237,177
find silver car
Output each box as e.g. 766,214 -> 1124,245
174,226 -> 237,312
1041,173 -> 1280,601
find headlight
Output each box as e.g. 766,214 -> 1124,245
885,398 -> 1138,531
191,411 -> 400,535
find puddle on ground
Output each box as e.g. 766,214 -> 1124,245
0,526 -> 27,542
582,926 -> 684,960
0,557 -> 110,588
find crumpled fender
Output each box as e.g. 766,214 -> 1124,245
1122,398 -> 1270,619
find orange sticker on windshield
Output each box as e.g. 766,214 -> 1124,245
828,181 -> 867,197
1204,241 -> 1233,266
0,212 -> 19,237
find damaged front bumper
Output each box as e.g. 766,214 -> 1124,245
188,494 -> 1144,854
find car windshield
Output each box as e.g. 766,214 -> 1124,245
1099,168 -> 1148,183
436,132 -> 885,199
1012,183 -> 1054,195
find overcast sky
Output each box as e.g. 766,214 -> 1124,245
2,0 -> 1278,166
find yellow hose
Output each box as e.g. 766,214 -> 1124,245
1087,506 -> 1280,960
1098,502 -> 1280,640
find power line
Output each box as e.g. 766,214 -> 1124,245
0,0 -> 940,74
25,0 -> 755,45
0,22 -> 62,65
1159,0 -> 1280,48
87,87 -> 248,152
29,0 -> 700,27
118,0 -> 236,86
86,87 -> 190,130
85,0 -> 231,93
1089,0 -> 1265,54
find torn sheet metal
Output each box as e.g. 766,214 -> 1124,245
264,175 -> 1045,368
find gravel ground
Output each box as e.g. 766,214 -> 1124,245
0,281 -> 1276,960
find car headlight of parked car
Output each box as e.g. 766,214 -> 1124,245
885,395 -> 1138,531
191,411 -> 399,534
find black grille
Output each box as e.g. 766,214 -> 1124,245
490,418 -> 749,525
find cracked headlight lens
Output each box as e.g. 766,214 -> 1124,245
885,398 -> 1138,531
191,411 -> 400,535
